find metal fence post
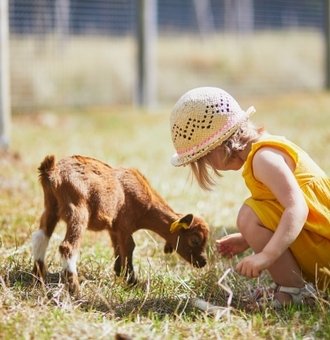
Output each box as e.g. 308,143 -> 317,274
136,0 -> 157,109
0,0 -> 11,149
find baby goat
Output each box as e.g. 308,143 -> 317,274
32,155 -> 209,291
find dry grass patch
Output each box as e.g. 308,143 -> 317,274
1,92 -> 330,339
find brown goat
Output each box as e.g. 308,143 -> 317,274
32,155 -> 209,291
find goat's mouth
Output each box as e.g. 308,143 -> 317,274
192,257 -> 207,268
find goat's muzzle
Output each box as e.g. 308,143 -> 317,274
193,257 -> 207,268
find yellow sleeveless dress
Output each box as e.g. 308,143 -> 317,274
242,135 -> 330,289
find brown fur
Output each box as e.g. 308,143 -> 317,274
32,155 -> 209,291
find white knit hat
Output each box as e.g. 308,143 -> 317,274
170,87 -> 255,167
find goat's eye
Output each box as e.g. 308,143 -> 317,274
191,237 -> 199,246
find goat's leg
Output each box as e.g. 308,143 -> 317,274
120,235 -> 137,285
109,231 -> 136,284
59,206 -> 88,293
31,205 -> 59,282
109,232 -> 122,277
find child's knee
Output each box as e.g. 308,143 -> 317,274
237,204 -> 258,232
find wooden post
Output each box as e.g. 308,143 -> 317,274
0,0 -> 11,149
224,0 -> 253,34
55,0 -> 70,51
193,0 -> 215,38
136,0 -> 157,109
326,0 -> 330,89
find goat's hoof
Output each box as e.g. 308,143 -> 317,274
62,270 -> 80,294
115,333 -> 133,340
115,270 -> 138,286
32,261 -> 47,284
126,274 -> 138,286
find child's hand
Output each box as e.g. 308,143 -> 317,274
216,233 -> 249,258
236,252 -> 274,278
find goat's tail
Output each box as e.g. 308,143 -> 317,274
38,154 -> 56,186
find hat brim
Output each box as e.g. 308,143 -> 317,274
171,107 -> 255,167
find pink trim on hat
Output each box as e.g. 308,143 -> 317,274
177,118 -> 239,157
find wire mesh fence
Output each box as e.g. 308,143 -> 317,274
7,0 -> 327,111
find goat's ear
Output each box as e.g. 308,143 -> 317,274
164,242 -> 173,253
170,214 -> 194,233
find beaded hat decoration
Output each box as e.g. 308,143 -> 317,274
170,87 -> 255,167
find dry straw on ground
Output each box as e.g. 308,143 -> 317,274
1,92 -> 330,338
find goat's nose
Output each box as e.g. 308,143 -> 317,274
194,257 -> 207,268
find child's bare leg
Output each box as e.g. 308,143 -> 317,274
216,233 -> 250,258
237,204 -> 305,304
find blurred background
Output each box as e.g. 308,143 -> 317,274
1,0 -> 328,114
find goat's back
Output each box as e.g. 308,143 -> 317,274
38,155 -> 164,228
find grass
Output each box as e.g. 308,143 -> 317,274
10,30 -> 324,110
1,91 -> 330,339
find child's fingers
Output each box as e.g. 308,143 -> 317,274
215,243 -> 233,258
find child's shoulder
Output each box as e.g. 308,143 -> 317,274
251,134 -> 299,164
254,134 -> 293,148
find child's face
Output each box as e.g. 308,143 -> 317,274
206,146 -> 244,171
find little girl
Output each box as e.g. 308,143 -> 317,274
169,87 -> 330,308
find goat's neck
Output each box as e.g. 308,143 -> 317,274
137,204 -> 179,240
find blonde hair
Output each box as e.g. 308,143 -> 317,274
190,121 -> 264,190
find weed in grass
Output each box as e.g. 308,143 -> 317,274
1,94 -> 330,339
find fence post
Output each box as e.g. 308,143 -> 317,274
326,0 -> 330,89
55,0 -> 70,51
193,0 -> 215,38
136,0 -> 157,109
0,0 -> 11,149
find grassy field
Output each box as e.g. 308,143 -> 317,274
1,91 -> 330,339
10,30 -> 324,110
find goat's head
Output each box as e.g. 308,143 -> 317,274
164,214 -> 209,268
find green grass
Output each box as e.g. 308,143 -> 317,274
10,30 -> 324,110
1,92 -> 330,339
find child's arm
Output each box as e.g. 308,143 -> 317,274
236,146 -> 308,278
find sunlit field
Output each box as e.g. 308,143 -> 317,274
1,92 -> 330,339
10,30 -> 324,110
